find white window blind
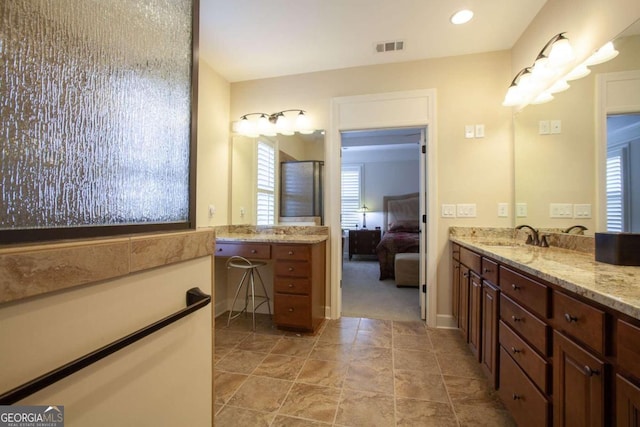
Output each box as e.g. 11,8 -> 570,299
256,141 -> 275,225
341,164 -> 362,229
606,147 -> 627,232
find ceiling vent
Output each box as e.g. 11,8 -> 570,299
375,40 -> 405,54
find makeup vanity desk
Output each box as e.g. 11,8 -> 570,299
214,226 -> 328,333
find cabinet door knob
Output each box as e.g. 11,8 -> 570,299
288,267 -> 294,272
251,249 -> 257,254
511,283 -> 520,290
564,313 -> 578,323
288,250 -> 294,255
288,308 -> 294,312
511,347 -> 521,354
584,366 -> 599,377
288,283 -> 294,288
511,315 -> 522,322
483,268 -> 491,273
512,393 -> 522,400
463,273 -> 469,278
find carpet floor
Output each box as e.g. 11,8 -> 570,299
341,257 -> 421,322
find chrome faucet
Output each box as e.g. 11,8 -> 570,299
563,225 -> 588,234
516,224 -> 540,246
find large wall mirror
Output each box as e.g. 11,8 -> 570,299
230,131 -> 324,225
514,20 -> 640,235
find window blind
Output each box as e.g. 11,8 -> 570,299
341,164 -> 362,229
256,141 -> 275,225
606,147 -> 627,232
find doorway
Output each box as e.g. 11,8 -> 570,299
339,128 -> 424,321
327,89 -> 437,326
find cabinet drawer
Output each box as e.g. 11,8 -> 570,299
274,277 -> 311,295
215,242 -> 271,259
553,291 -> 606,355
275,260 -> 311,278
452,243 -> 460,261
481,257 -> 498,284
460,246 -> 481,272
499,320 -> 550,393
274,294 -> 311,328
501,294 -> 549,356
273,244 -> 310,261
617,319 -> 640,378
499,346 -> 550,427
500,266 -> 549,318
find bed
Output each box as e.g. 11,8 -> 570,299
375,192 -> 421,280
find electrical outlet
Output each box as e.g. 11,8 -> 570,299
475,124 -> 485,138
550,203 -> 573,218
550,120 -> 562,134
456,203 -> 477,218
498,203 -> 509,218
516,203 -> 528,218
208,204 -> 216,217
464,125 -> 475,139
441,204 -> 456,218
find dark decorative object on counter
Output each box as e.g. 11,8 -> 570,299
595,232 -> 640,266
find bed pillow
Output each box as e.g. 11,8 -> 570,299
388,220 -> 420,232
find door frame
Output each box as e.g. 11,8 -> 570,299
326,89 -> 438,326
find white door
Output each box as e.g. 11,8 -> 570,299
419,128 -> 427,319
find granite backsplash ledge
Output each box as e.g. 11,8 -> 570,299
449,227 -> 594,254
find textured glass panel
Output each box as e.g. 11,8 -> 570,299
1,0 -> 193,230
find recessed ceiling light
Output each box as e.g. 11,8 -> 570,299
450,9 -> 474,25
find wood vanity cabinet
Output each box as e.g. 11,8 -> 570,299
273,242 -> 326,332
451,240 -> 640,425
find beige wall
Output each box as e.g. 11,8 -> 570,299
197,59 -> 231,227
226,50 -> 514,321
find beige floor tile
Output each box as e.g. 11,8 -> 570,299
308,342 -> 353,363
253,354 -> 306,380
358,318 -> 392,332
395,398 -> 458,427
227,375 -> 293,412
318,326 -> 358,344
437,352 -> 485,379
455,403 -> 516,426
393,348 -> 440,373
216,349 -> 268,374
271,337 -> 316,357
394,370 -> 450,403
344,363 -> 394,394
297,359 -> 348,388
443,375 -> 502,408
237,333 -> 282,352
214,370 -> 248,405
393,320 -> 428,336
354,329 -> 393,348
271,415 -> 332,426
350,345 -> 393,368
214,405 -> 274,427
278,383 -> 342,423
393,333 -> 433,351
335,389 -> 395,427
325,317 -> 361,330
214,328 -> 250,347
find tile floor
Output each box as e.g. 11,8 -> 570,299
214,313 -> 516,426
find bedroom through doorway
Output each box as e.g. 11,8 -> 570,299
340,128 -> 425,321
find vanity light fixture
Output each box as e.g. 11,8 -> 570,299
235,109 -> 314,137
503,34 -> 618,109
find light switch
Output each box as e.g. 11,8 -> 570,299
475,124 -> 485,138
441,204 -> 456,218
550,203 -> 573,218
465,125 -> 475,139
208,204 -> 216,217
574,204 -> 592,218
539,120 -> 550,135
457,204 -> 477,218
516,203 -> 528,218
498,203 -> 509,218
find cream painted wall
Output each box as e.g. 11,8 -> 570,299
197,59 -> 231,227
227,50 -> 514,322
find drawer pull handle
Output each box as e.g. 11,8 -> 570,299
564,313 -> 578,323
288,284 -> 294,288
511,283 -> 520,290
251,249 -> 257,254
217,248 -> 223,252
288,251 -> 294,255
584,366 -> 600,377
512,393 -> 522,400
511,315 -> 522,322
511,347 -> 521,354
483,268 -> 492,273
288,267 -> 294,272
288,308 -> 294,312
463,273 -> 469,278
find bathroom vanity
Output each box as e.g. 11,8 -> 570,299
215,226 -> 327,333
450,228 -> 640,426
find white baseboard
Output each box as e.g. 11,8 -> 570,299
436,314 -> 457,329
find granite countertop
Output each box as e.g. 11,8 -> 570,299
450,232 -> 640,320
215,225 -> 329,245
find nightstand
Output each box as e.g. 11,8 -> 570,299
348,229 -> 381,260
